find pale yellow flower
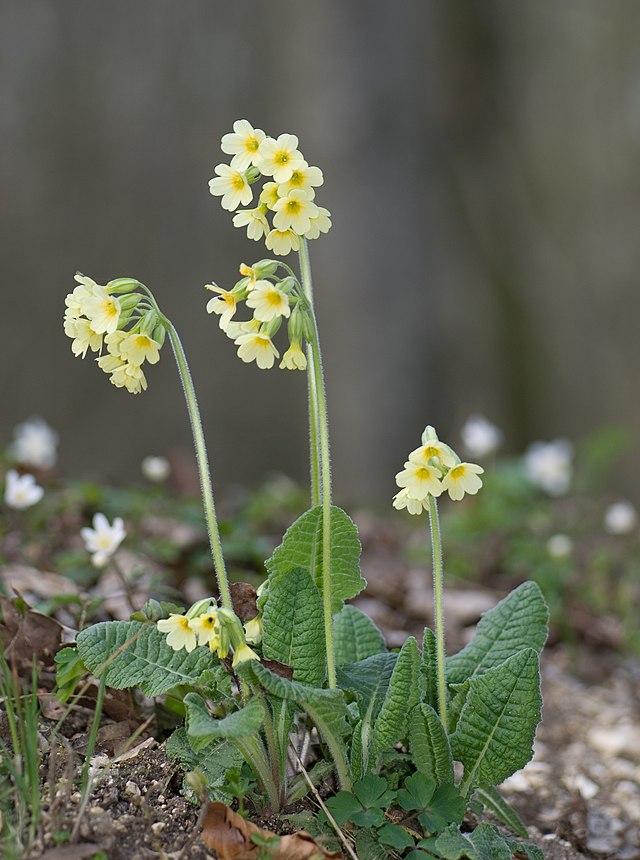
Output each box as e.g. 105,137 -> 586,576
260,181 -> 281,211
225,319 -> 261,342
243,616 -> 263,645
392,488 -> 427,516
82,293 -> 122,335
408,441 -> 457,470
209,164 -> 253,211
157,614 -> 197,653
233,206 -> 270,241
110,362 -> 148,394
64,317 -> 103,358
395,461 -> 443,500
277,161 -> 323,198
206,286 -> 238,331
441,462 -> 484,501
119,332 -> 161,366
256,134 -> 305,183
221,120 -> 266,171
189,610 -> 221,650
304,206 -> 332,240
273,189 -> 319,235
232,643 -> 261,668
280,343 -> 307,371
245,281 -> 290,322
96,353 -> 125,374
236,332 -> 279,369
265,228 -> 300,256
65,275 -> 107,320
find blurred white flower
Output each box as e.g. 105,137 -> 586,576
547,533 -> 573,559
4,470 -> 44,510
524,439 -> 573,496
141,456 -> 171,483
604,500 -> 637,535
8,418 -> 58,469
81,513 -> 126,568
461,414 -> 503,459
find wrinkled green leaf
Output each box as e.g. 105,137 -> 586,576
355,829 -> 388,860
451,649 -> 542,794
266,505 -> 365,612
372,636 -> 421,757
262,566 -> 325,685
77,620 -> 212,696
435,822 -> 512,860
184,693 -> 263,751
409,703 -> 454,785
333,605 -> 387,666
445,582 -> 548,685
474,784 -> 529,839
336,651 -> 398,712
421,627 -> 438,710
165,728 -> 243,803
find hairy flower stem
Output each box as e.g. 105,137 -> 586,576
164,321 -> 233,611
427,495 -> 448,726
298,241 -> 321,506
298,240 -> 336,689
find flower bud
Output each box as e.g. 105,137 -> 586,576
152,324 -> 166,347
216,607 -> 247,654
249,259 -> 279,279
107,278 -> 141,295
245,166 -> 262,184
185,598 -> 217,620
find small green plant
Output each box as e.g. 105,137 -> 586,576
59,120 -> 549,856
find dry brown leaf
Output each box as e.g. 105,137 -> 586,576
229,582 -> 258,621
0,596 -> 63,668
201,802 -> 343,859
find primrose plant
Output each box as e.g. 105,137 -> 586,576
61,120 -> 549,859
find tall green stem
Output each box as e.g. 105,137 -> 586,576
165,321 -> 233,612
298,240 -> 336,689
427,495 -> 447,726
299,242 -> 321,506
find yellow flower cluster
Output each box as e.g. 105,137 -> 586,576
206,260 -> 313,371
157,602 -> 261,669
63,274 -> 164,394
209,120 -> 331,256
393,426 -> 484,514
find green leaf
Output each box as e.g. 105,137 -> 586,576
266,505 -> 366,612
503,836 -> 544,860
354,829 -> 390,860
336,651 -> 398,712
421,628 -> 438,710
333,605 -> 387,666
409,704 -> 454,785
183,693 -> 264,751
474,784 -> 529,839
447,680 -> 470,733
352,774 -> 396,810
262,566 -> 325,685
378,823 -> 415,851
451,649 -> 542,794
248,661 -> 352,789
445,582 -> 548,685
193,665 -> 233,700
166,728 -> 243,802
397,772 -> 436,811
77,621 -> 213,696
323,790 -> 363,826
418,785 -> 466,833
372,636 -> 421,757
54,647 -> 86,703
435,823 -> 512,860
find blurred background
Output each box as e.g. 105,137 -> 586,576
2,0 -> 639,505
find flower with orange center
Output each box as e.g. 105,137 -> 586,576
209,163 -> 253,211
82,292 -> 122,335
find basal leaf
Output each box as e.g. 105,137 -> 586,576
333,605 -> 386,666
445,582 -> 548,685
421,627 -> 438,710
435,822 -> 511,860
166,728 -> 243,802
451,649 -> 542,794
354,829 -> 389,860
378,823 -> 415,851
336,651 -> 398,712
474,784 -> 529,839
262,566 -> 325,685
77,620 -> 212,696
184,693 -> 264,751
408,704 -> 454,785
266,505 -> 365,612
372,636 -> 421,758
248,661 -> 352,790
503,836 -> 544,860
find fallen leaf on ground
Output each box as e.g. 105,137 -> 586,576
230,582 -> 258,621
0,596 -> 62,668
201,802 -> 343,859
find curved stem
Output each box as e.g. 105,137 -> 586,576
427,495 -> 447,726
299,240 -> 336,689
164,320 -> 233,612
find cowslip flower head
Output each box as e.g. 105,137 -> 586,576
265,228 -> 300,256
441,462 -> 484,501
233,206 -> 270,241
461,414 -> 503,459
157,614 -> 198,652
8,418 -> 58,470
280,342 -> 307,371
80,512 -> 126,567
4,470 -> 44,510
232,643 -> 261,668
256,133 -> 305,183
272,189 -> 318,235
395,461 -> 443,500
221,120 -> 266,171
245,281 -> 291,322
392,487 -> 428,516
524,439 -> 573,496
209,164 -> 253,212
236,332 -> 279,369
